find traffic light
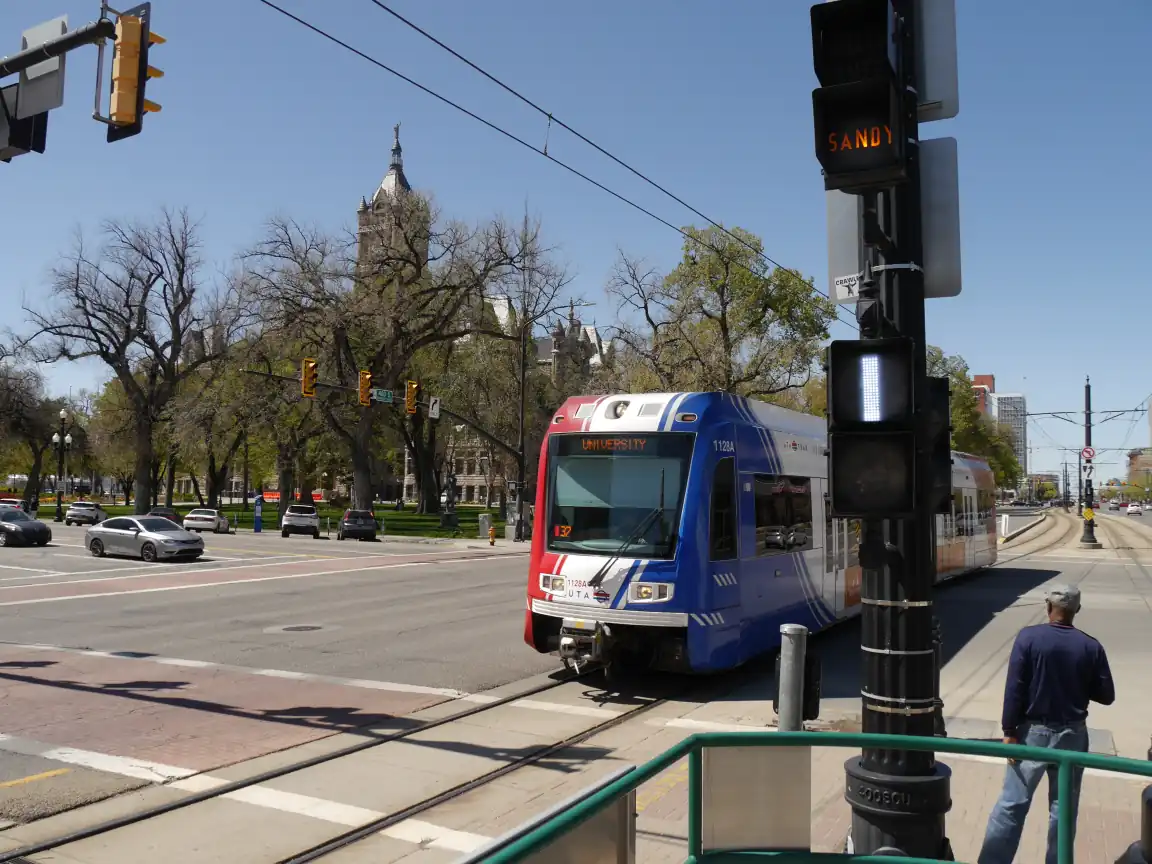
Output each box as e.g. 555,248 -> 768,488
827,337 -> 916,517
358,370 -> 372,407
107,2 -> 164,143
810,0 -> 905,192
405,380 -> 419,415
301,358 -> 317,398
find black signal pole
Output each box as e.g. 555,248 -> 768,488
815,0 -> 953,856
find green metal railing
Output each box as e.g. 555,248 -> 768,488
481,731 -> 1152,864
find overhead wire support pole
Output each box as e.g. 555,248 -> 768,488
1081,376 -> 1100,547
0,17 -> 116,79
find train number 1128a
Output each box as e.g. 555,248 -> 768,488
713,440 -> 735,452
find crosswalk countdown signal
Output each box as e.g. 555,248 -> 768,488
405,380 -> 419,415
810,0 -> 906,192
827,337 -> 916,518
358,370 -> 372,407
108,2 -> 165,143
301,358 -> 317,398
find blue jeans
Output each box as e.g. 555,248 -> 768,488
977,721 -> 1089,864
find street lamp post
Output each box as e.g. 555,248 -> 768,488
51,409 -> 72,523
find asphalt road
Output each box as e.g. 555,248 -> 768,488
0,522 -> 550,689
0,523 -> 555,824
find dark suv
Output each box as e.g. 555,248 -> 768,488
337,510 -> 379,541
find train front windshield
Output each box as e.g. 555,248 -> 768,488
546,432 -> 694,559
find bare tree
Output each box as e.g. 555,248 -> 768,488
22,208 -> 254,513
246,191 -> 540,512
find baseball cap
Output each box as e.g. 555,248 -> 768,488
1047,584 -> 1081,611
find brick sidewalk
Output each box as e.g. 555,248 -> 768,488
631,746 -> 1147,862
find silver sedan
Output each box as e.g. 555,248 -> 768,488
86,515 -> 205,563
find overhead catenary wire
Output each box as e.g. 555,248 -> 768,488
255,0 -> 861,333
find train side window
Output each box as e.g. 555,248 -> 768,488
709,457 -> 737,561
753,474 -> 813,556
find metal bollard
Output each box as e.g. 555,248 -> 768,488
776,624 -> 808,732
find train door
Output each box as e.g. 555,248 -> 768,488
705,426 -> 741,668
706,424 -> 742,615
823,492 -> 847,617
963,489 -> 977,568
814,480 -> 841,617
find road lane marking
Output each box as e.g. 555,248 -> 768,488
4,641 -> 471,698
166,776 -> 490,852
0,734 -> 195,782
0,563 -> 61,573
0,554 -> 402,593
511,699 -> 622,719
0,553 -> 525,607
0,767 -> 71,788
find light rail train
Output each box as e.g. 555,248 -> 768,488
523,391 -> 998,675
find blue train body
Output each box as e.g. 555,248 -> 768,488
525,391 -> 998,673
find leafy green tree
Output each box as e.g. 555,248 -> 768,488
927,346 -> 1022,489
1037,482 -> 1058,501
605,226 -> 836,397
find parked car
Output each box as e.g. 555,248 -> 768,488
148,506 -> 182,523
337,509 -> 378,541
65,501 -> 107,526
87,515 -> 204,562
0,509 -> 51,547
281,503 -> 321,539
182,508 -> 229,533
0,498 -> 28,512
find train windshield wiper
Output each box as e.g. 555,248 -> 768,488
589,469 -> 665,589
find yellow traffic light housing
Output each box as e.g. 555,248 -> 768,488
108,2 -> 164,143
301,358 -> 318,398
359,370 -> 372,407
405,380 -> 419,415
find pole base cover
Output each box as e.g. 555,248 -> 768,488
845,757 -> 952,857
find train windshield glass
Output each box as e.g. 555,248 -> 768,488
546,433 -> 694,558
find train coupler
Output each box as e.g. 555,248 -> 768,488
558,618 -> 610,669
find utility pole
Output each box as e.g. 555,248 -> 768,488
814,0 -> 962,856
1081,376 -> 1100,546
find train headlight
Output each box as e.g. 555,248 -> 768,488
630,582 -> 673,603
541,575 -> 565,592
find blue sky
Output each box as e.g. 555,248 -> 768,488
3,0 -> 1149,479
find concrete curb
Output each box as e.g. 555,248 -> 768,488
999,511 -> 1048,544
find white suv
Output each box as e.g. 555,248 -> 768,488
65,501 -> 107,526
281,504 -> 321,538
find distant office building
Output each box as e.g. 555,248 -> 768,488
993,393 -> 1028,476
972,374 -> 995,415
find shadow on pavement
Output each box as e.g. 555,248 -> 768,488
711,566 -> 1063,707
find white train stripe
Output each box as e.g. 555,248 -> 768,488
662,393 -> 690,431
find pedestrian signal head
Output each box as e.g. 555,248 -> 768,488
405,380 -> 418,415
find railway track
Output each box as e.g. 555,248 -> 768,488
0,659 -> 750,864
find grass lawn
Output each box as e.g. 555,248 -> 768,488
94,502 -> 507,539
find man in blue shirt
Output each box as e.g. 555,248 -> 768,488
978,583 -> 1116,864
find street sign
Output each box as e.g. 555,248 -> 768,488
832,273 -> 860,303
371,388 -> 393,404
1083,507 -> 1094,522
1082,464 -> 1094,479
428,396 -> 441,421
1081,447 -> 1096,460
826,138 -> 962,303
